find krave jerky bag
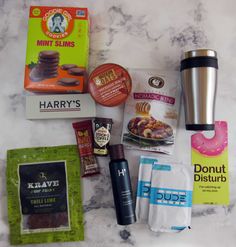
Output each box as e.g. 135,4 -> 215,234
6,145 -> 84,245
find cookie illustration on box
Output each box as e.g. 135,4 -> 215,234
39,51 -> 59,79
68,67 -> 85,76
58,78 -> 80,87
61,64 -> 78,70
29,50 -> 59,82
29,65 -> 44,82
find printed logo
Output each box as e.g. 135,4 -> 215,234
39,172 -> 47,180
27,180 -> 59,189
93,69 -> 118,87
76,9 -> 86,17
77,130 -> 91,147
39,100 -> 81,112
150,187 -> 192,207
78,130 -> 88,137
148,76 -> 165,89
26,171 -> 60,189
137,181 -> 151,198
133,93 -> 175,105
118,169 -> 126,176
94,127 -> 110,147
32,8 -> 41,17
42,8 -> 74,39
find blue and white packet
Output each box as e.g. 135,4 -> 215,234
148,162 -> 193,232
136,156 -> 158,223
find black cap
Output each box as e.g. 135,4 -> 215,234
94,117 -> 113,124
109,144 -> 125,160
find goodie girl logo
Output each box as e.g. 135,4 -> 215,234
42,8 -> 74,39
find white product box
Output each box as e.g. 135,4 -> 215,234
26,94 -> 96,119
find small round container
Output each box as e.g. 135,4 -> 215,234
88,63 -> 132,107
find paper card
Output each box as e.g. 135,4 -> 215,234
191,121 -> 229,205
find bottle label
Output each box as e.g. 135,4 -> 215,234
94,126 -> 110,147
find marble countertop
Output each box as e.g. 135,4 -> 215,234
1,0 -> 236,246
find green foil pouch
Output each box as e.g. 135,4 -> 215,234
6,145 -> 84,245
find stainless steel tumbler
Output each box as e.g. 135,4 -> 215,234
180,49 -> 218,131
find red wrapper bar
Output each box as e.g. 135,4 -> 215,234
72,120 -> 100,177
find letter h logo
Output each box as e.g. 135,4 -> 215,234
118,169 -> 126,176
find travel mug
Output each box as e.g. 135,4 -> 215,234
180,49 -> 218,131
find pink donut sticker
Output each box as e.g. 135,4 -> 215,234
191,121 -> 228,156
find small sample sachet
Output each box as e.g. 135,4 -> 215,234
148,163 -> 193,232
136,156 -> 158,223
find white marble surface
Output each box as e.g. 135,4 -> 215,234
1,0 -> 236,246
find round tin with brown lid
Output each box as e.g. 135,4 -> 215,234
88,63 -> 132,107
94,117 -> 113,156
